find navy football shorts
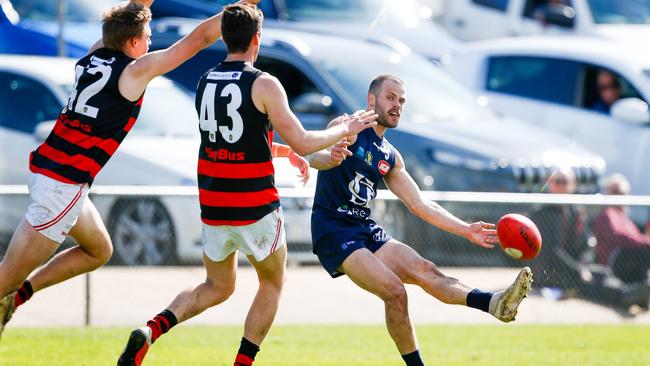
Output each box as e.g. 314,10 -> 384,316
312,215 -> 391,278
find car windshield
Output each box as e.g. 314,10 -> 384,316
10,0 -> 120,22
282,0 -> 427,28
587,0 -> 650,24
311,45 -> 492,125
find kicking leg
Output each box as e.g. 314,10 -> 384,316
375,240 -> 472,304
117,252 -> 237,366
27,199 -> 113,293
340,248 -> 418,358
376,240 -> 532,322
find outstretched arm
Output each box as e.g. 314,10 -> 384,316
255,75 -> 377,156
384,150 -> 498,248
121,0 -> 260,99
272,143 -> 309,185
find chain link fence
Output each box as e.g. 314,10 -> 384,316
2,186 -> 650,316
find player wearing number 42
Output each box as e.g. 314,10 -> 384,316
0,0 -> 268,345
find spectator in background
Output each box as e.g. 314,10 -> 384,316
529,167 -> 587,294
591,174 -> 650,285
533,0 -> 572,24
591,70 -> 622,114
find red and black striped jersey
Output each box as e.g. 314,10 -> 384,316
195,61 -> 279,226
29,48 -> 143,185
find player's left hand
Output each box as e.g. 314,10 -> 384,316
289,150 -> 310,185
466,221 -> 498,249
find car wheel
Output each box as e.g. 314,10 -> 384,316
108,198 -> 177,266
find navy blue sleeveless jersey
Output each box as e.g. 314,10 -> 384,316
311,128 -> 397,244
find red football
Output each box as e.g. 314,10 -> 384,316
496,214 -> 542,260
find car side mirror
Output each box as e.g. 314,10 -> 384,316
290,93 -> 334,115
542,5 -> 576,28
33,120 -> 56,142
610,98 -> 650,125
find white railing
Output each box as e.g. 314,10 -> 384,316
3,185 -> 650,206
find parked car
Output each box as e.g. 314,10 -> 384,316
0,55 -> 314,265
149,23 -> 607,263
0,0 -> 116,57
440,0 -> 650,43
150,0 -> 458,62
441,36 -> 650,202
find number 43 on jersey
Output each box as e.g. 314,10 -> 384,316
199,83 -> 244,144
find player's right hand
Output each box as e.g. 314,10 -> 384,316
342,110 -> 378,135
330,138 -> 352,165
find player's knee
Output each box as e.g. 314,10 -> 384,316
382,280 -> 407,305
0,264 -> 28,295
92,238 -> 113,267
259,271 -> 285,292
206,281 -> 235,306
410,259 -> 441,283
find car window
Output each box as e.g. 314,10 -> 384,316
523,0 -> 573,18
473,0 -> 509,12
0,71 -> 61,133
254,56 -> 329,134
254,56 -> 319,106
487,56 -> 580,105
580,66 -> 644,111
587,0 -> 650,25
10,0 -> 120,22
280,0 -> 426,27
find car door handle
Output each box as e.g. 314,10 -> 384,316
453,18 -> 466,28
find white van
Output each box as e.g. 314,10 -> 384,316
441,0 -> 650,44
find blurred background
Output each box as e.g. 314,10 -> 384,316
1,0 -> 650,328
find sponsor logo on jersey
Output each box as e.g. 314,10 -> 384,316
59,114 -> 93,133
336,204 -> 369,218
348,171 -> 376,208
373,141 -> 390,160
365,151 -> 373,166
378,160 -> 390,175
205,147 -> 245,161
207,71 -> 243,81
356,146 -> 365,158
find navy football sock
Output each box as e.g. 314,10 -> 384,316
401,350 -> 425,366
466,288 -> 493,313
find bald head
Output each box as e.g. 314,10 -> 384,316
602,173 -> 631,195
547,167 -> 576,194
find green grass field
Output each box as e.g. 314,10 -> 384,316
1,325 -> 648,365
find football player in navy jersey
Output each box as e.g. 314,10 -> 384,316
308,75 -> 534,366
0,0 -> 263,342
117,4 -> 376,366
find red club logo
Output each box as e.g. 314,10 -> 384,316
378,160 -> 390,175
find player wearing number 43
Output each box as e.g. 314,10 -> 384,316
306,75 -> 534,366
0,0 -> 272,344
117,3 -> 377,366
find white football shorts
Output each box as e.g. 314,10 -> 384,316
202,207 -> 286,262
25,173 -> 90,243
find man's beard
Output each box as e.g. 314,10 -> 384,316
376,109 -> 398,128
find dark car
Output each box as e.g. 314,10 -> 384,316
150,0 -> 458,62
0,0 -> 118,57
149,22 -> 606,264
